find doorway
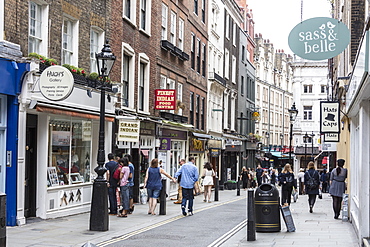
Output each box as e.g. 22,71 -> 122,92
24,114 -> 37,218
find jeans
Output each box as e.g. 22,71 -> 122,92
120,185 -> 130,210
181,188 -> 194,212
108,186 -> 118,214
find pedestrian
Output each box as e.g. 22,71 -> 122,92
278,163 -> 297,206
124,154 -> 135,214
174,156 -> 199,216
320,169 -> 328,193
304,161 -> 320,213
174,159 -> 185,204
329,159 -> 347,219
144,158 -> 176,215
297,168 -> 305,195
250,168 -> 256,188
117,157 -> 131,218
270,169 -> 277,185
202,162 -> 215,203
261,170 -> 270,184
255,164 -> 264,186
239,166 -> 249,190
105,153 -> 119,215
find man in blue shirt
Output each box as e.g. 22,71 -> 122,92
124,154 -> 135,214
105,153 -> 118,215
175,157 -> 199,216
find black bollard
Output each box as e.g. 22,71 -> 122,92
159,179 -> 166,215
247,189 -> 256,241
237,179 -> 240,196
214,176 -> 219,201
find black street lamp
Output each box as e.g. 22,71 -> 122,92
265,132 -> 270,151
280,133 -> 284,167
288,103 -> 298,166
303,132 -> 309,167
310,131 -> 315,161
89,40 -> 116,231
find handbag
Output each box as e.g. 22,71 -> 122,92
318,188 -> 322,199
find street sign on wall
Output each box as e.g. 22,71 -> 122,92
288,17 -> 350,60
320,101 -> 340,133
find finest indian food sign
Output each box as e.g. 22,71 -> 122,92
288,17 -> 350,60
154,89 -> 176,110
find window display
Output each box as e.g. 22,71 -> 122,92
48,117 -> 92,187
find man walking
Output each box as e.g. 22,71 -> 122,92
174,159 -> 185,204
255,165 -> 264,186
175,157 -> 199,216
105,153 -> 119,215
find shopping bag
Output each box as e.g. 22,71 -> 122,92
292,191 -> 298,202
318,189 -> 322,199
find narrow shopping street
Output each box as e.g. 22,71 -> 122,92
6,188 -> 357,247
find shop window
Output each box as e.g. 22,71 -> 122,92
48,117 -> 92,187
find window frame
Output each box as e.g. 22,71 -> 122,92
137,53 -> 150,113
121,42 -> 136,110
161,3 -> 168,40
90,27 -> 104,73
170,11 -> 176,44
303,106 -> 313,120
139,0 -> 151,34
123,0 -> 137,26
62,16 -> 79,66
178,18 -> 184,50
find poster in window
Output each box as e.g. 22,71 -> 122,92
47,167 -> 59,187
52,131 -> 71,146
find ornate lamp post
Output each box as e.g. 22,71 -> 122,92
265,132 -> 270,152
89,40 -> 116,231
280,133 -> 284,167
310,131 -> 315,161
288,103 -> 298,166
303,132 -> 309,168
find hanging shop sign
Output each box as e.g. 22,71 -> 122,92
209,148 -> 220,157
320,101 -> 340,133
154,89 -> 176,110
39,65 -> 74,101
118,119 -> 140,142
159,138 -> 171,150
324,133 -> 340,142
288,17 -> 350,60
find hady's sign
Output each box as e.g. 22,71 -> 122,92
320,101 -> 340,133
39,65 -> 74,101
288,17 -> 350,60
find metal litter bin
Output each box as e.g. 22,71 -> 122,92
254,183 -> 280,232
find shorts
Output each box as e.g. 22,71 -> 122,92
147,188 -> 161,199
129,186 -> 133,199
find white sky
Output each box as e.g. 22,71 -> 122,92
248,0 -> 332,54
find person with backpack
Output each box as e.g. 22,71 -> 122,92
329,159 -> 347,219
278,163 -> 297,206
105,153 -> 119,215
304,161 -> 321,213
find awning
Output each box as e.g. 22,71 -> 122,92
162,119 -> 194,128
267,151 -> 295,159
36,106 -> 115,122
322,156 -> 328,164
141,150 -> 149,158
192,132 -> 212,139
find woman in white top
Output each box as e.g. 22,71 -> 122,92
202,162 -> 215,203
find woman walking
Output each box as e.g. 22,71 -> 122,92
118,157 -> 131,217
329,159 -> 347,219
202,162 -> 215,202
239,166 -> 249,190
144,158 -> 176,215
304,161 -> 320,213
278,164 -> 297,206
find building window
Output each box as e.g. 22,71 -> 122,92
29,2 -> 43,54
241,76 -> 244,95
197,39 -> 201,73
225,14 -> 229,39
194,0 -> 198,15
196,95 -> 200,129
241,45 -> 245,61
124,0 -> 131,18
90,28 -> 104,73
178,18 -> 184,50
191,33 -> 195,69
161,3 -> 168,40
303,106 -> 312,120
225,49 -> 229,79
321,85 -> 326,93
48,117 -> 92,186
201,97 -> 205,130
202,43 -> 206,76
190,92 -> 194,125
170,11 -> 176,44
122,54 -> 130,107
232,55 -> 236,83
123,0 -> 136,23
121,43 -> 135,109
201,0 -> 205,23
177,83 -> 183,115
139,62 -> 145,111
233,23 -> 236,46
62,18 -> 78,65
140,0 -> 151,32
303,84 -> 313,93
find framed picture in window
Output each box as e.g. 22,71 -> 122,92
47,167 -> 59,187
70,173 -> 83,184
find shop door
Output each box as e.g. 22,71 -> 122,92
24,114 -> 37,218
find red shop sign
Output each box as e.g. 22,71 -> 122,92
154,89 -> 176,110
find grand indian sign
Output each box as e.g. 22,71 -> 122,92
288,17 -> 350,60
39,65 -> 74,101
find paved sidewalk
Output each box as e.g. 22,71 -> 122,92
6,189 -> 359,247
223,191 -> 359,247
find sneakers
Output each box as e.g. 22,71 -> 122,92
181,206 -> 187,216
188,211 -> 194,216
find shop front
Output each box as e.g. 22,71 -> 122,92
207,138 -> 222,179
222,134 -> 242,183
16,64 -> 115,224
